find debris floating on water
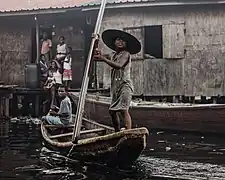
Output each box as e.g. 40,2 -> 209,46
165,147 -> 171,152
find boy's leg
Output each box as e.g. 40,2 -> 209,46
109,110 -> 120,132
119,110 -> 132,129
42,115 -> 63,125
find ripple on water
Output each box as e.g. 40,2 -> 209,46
2,118 -> 225,180
138,156 -> 225,179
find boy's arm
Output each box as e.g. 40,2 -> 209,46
95,52 -> 129,69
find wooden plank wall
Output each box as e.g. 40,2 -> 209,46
163,23 -> 185,59
97,6 -> 225,97
184,10 -> 225,96
143,59 -> 184,96
0,16 -> 31,86
131,59 -> 144,95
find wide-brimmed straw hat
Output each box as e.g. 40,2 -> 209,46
102,29 -> 141,55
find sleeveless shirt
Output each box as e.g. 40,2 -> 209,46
110,51 -> 133,94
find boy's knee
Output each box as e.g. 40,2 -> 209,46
41,116 -> 46,121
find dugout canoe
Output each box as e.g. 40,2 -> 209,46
41,117 -> 149,166
71,92 -> 225,134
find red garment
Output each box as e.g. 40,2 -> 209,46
63,69 -> 72,81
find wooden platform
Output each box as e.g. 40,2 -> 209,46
0,85 -> 19,92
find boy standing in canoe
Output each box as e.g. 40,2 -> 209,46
93,29 -> 141,132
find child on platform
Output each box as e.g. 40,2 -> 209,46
63,46 -> 72,90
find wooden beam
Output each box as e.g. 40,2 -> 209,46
0,8 -> 77,17
82,1 -> 225,11
49,128 -> 105,139
45,124 -> 76,128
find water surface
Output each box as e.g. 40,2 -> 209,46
1,117 -> 225,180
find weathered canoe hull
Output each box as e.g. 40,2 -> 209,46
41,120 -> 149,166
68,132 -> 147,166
71,93 -> 225,134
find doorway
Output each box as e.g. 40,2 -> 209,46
31,26 -> 53,63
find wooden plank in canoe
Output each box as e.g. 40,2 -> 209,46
45,124 -> 84,128
49,128 -> 106,139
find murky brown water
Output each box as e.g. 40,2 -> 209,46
1,117 -> 225,180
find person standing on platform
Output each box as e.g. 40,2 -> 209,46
56,36 -> 67,74
63,46 -> 73,90
41,32 -> 52,66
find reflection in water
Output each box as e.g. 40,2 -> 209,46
1,118 -> 225,179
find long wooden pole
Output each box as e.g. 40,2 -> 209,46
71,0 -> 107,143
35,15 -> 40,64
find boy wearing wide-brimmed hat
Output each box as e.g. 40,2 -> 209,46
94,29 -> 141,132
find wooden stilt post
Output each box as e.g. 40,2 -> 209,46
0,98 -> 3,116
35,15 -> 40,64
12,94 -> 18,117
35,95 -> 39,117
212,97 -> 217,104
5,97 -> 9,117
172,96 -> 179,103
